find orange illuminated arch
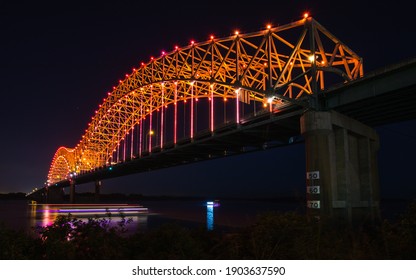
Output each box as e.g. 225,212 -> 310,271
46,17 -> 363,185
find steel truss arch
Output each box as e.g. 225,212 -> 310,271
47,147 -> 76,184
46,17 -> 363,185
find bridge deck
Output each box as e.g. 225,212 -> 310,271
327,57 -> 416,126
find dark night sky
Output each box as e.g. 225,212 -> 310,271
0,0 -> 415,199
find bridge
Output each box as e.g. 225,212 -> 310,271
29,16 -> 416,224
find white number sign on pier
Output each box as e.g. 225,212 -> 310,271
307,200 -> 320,209
307,186 -> 320,194
306,171 -> 320,180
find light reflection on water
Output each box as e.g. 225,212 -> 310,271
206,205 -> 214,230
42,205 -> 52,227
206,200 -> 220,230
1,199 -> 306,235
28,203 -> 149,234
30,202 -> 220,233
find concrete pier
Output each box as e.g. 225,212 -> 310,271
300,110 -> 380,225
95,180 -> 101,203
69,180 -> 76,204
46,187 -> 64,203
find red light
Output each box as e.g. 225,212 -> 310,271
304,12 -> 309,18
191,40 -> 195,45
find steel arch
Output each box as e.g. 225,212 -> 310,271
47,17 -> 363,185
47,147 -> 76,184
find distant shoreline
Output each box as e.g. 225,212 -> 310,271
1,191 -> 414,204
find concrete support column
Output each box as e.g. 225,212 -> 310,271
47,187 -> 64,204
31,190 -> 46,204
95,180 -> 101,203
69,180 -> 76,204
300,110 -> 380,225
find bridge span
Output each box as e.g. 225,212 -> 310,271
29,15 -> 416,225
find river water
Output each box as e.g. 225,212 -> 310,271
0,199 -> 305,234
0,198 -> 411,235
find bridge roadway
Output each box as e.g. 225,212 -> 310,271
46,57 -> 415,189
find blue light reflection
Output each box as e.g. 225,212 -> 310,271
206,204 -> 214,231
206,201 -> 219,231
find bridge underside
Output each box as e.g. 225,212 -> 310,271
327,58 -> 416,126
48,106 -> 304,189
